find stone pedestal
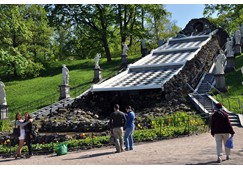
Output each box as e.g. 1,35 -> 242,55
215,74 -> 227,92
234,44 -> 241,56
93,69 -> 102,83
225,56 -> 235,73
141,48 -> 148,57
0,105 -> 8,119
59,85 -> 70,100
121,54 -> 128,65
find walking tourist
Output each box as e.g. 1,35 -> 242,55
124,105 -> 135,151
109,104 -> 126,153
15,112 -> 33,159
211,103 -> 235,163
24,112 -> 34,158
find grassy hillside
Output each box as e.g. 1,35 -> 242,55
213,54 -> 243,114
3,55 -> 140,119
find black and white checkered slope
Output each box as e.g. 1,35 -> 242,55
91,34 -> 213,92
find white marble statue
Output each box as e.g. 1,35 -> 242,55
62,64 -> 69,85
214,50 -> 226,75
225,38 -> 234,57
0,81 -> 7,105
94,53 -> 101,69
234,29 -> 241,45
241,66 -> 243,85
122,42 -> 129,55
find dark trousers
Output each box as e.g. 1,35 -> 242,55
25,132 -> 33,155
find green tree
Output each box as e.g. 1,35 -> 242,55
45,4 -> 115,62
204,4 -> 243,35
144,5 -> 180,48
0,4 -> 54,78
113,4 -> 180,51
45,4 -> 180,60
25,4 -> 54,63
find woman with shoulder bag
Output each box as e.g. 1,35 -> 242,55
211,103 -> 235,163
15,112 -> 32,159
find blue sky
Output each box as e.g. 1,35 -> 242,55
165,4 -> 206,29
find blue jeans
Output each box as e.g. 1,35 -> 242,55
124,127 -> 134,150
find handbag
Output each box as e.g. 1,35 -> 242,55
12,121 -> 20,138
225,137 -> 233,149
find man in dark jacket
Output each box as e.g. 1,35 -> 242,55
109,104 -> 126,153
24,112 -> 34,158
211,103 -> 235,163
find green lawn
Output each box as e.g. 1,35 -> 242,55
3,55 -> 140,119
213,54 -> 243,114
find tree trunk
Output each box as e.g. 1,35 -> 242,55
11,62 -> 17,77
103,38 -> 112,62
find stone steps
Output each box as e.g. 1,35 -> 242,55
31,98 -> 74,118
190,73 -> 242,127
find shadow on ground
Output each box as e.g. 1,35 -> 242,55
62,151 -> 114,161
0,158 -> 16,163
186,160 -> 227,165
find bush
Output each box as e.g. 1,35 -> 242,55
0,119 -> 10,131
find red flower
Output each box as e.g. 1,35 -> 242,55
167,118 -> 171,123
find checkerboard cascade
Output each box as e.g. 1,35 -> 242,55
92,34 -> 213,92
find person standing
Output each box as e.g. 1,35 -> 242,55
24,112 -> 34,158
124,105 -> 135,151
15,112 -> 32,159
211,103 -> 235,163
109,104 -> 126,153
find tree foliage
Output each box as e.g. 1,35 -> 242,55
204,4 -> 243,35
0,4 -> 180,79
44,4 -> 176,61
0,4 -> 54,78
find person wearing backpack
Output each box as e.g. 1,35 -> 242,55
211,103 -> 235,163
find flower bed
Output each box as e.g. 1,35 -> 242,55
0,112 -> 208,158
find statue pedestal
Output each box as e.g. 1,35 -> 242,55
234,44 -> 241,56
59,85 -> 70,100
121,54 -> 128,65
225,56 -> 235,73
141,48 -> 148,57
93,69 -> 102,83
0,105 -> 8,119
214,74 -> 227,92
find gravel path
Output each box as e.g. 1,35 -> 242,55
0,127 -> 243,165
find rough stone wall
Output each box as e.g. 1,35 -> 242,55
180,18 -> 228,48
180,18 -> 217,36
71,89 -> 164,117
163,35 -> 221,105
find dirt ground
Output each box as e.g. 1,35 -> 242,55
0,126 -> 243,165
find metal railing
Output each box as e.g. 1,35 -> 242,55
8,91 -> 59,117
207,81 -> 243,114
186,83 -> 214,114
